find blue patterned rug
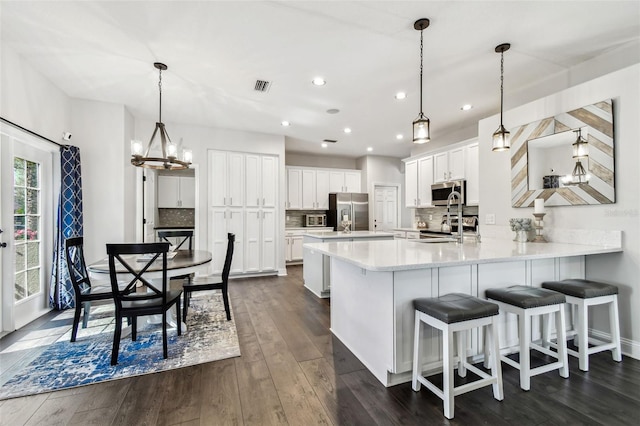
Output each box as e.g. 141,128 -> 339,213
0,291 -> 240,400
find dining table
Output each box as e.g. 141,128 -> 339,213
87,249 -> 212,331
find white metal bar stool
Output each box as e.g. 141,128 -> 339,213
485,285 -> 569,391
412,293 -> 503,419
542,279 -> 622,371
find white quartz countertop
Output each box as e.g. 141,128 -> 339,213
393,227 -> 426,232
303,230 -> 394,239
303,238 -> 622,271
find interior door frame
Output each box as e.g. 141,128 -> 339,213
0,123 -> 58,333
371,182 -> 401,232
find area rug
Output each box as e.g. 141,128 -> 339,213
0,291 -> 240,400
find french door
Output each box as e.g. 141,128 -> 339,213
0,127 -> 54,332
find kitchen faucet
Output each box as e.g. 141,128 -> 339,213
446,190 -> 464,244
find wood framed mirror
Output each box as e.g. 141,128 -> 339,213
510,99 -> 614,207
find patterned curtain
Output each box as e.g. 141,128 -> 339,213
49,145 -> 83,310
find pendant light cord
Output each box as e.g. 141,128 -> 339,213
419,28 -> 424,114
499,50 -> 504,126
158,67 -> 163,123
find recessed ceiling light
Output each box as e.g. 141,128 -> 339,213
281,121 -> 290,127
321,142 -> 328,148
312,77 -> 326,86
396,134 -> 404,140
367,147 -> 373,152
461,104 -> 473,111
344,128 -> 352,134
395,92 -> 407,100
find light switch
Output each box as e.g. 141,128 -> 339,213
485,213 -> 496,225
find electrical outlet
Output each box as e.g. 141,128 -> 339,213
485,213 -> 496,225
428,214 -> 433,220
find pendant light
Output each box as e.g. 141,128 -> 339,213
131,63 -> 192,170
412,18 -> 430,144
572,128 -> 589,158
492,43 -> 511,151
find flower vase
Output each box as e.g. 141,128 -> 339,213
514,230 -> 528,243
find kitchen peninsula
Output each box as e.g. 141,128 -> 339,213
303,234 -> 622,386
303,230 -> 394,297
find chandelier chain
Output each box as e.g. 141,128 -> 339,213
158,68 -> 163,123
499,51 -> 504,125
419,28 -> 424,114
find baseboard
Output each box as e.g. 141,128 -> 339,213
590,329 -> 640,360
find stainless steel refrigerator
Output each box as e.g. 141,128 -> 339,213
327,193 -> 369,231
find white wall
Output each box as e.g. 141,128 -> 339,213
285,151 -> 357,169
134,118 -> 287,273
478,65 -> 640,354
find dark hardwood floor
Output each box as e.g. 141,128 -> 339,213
1,265 -> 639,425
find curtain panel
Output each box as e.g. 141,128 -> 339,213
49,145 -> 83,310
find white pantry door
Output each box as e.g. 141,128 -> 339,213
0,127 -> 54,331
373,186 -> 398,232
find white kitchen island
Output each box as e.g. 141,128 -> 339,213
303,235 -> 622,386
302,231 -> 394,297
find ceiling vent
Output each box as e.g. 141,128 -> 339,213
323,139 -> 337,143
254,79 -> 271,92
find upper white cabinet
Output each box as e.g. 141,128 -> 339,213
246,154 -> 277,208
157,175 -> 195,208
464,142 -> 479,206
404,156 -> 433,208
434,147 -> 465,183
210,151 -> 244,207
286,167 -> 361,210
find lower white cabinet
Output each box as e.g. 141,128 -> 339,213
210,208 -> 244,274
285,235 -> 304,262
245,208 -> 277,272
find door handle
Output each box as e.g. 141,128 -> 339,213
0,242 -> 7,248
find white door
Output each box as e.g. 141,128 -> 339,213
286,168 -> 302,209
245,154 -> 261,208
245,208 -> 261,272
417,156 -> 434,207
405,160 -> 418,207
301,169 -> 316,209
261,209 -> 276,271
261,156 -> 277,208
373,186 -> 398,232
1,130 -> 54,331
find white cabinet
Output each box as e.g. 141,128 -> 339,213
209,150 -> 279,275
245,208 -> 277,272
246,155 -> 277,208
286,167 -> 361,210
404,156 -> 433,208
157,175 -> 195,208
465,142 -> 479,206
434,147 -> 465,183
210,151 -> 244,207
210,208 -> 244,274
329,170 -> 361,193
285,233 -> 304,262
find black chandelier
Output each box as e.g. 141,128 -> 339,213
131,63 -> 192,170
412,18 -> 431,144
492,43 -> 511,151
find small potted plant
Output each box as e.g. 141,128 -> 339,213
509,218 -> 532,242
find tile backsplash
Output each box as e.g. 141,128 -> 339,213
158,208 -> 195,227
414,205 -> 479,230
286,210 -> 329,228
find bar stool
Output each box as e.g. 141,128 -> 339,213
485,285 -> 569,391
412,293 -> 503,419
542,279 -> 622,371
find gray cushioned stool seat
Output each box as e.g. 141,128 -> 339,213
542,279 -> 618,299
485,285 -> 565,309
413,293 -> 499,324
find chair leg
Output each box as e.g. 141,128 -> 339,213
71,303 -> 82,342
443,327 -> 455,419
489,317 -> 504,401
556,307 -> 569,378
82,301 -> 91,328
412,313 -> 423,392
183,290 -> 189,322
222,288 -> 231,321
519,311 -> 531,391
162,311 -> 168,359
457,330 -> 467,378
111,315 -> 122,366
176,298 -> 182,336
576,301 -> 589,371
610,296 -> 622,362
131,317 -> 137,341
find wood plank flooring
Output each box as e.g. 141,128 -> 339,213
1,265 -> 639,425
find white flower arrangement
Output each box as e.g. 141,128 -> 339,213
509,218 -> 533,232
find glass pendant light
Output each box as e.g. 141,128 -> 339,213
572,128 -> 589,158
492,43 -> 511,151
412,18 -> 430,144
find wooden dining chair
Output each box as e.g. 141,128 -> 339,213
106,242 -> 182,365
183,233 -> 235,321
65,237 -> 114,342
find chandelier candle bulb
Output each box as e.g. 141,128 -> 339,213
534,199 -> 545,214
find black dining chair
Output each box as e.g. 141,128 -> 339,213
157,230 -> 194,284
183,233 -> 235,321
106,242 -> 182,365
65,237 -> 115,342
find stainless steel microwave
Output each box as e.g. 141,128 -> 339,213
431,180 -> 466,206
305,214 -> 327,227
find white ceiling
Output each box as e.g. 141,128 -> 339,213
1,1 -> 639,159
